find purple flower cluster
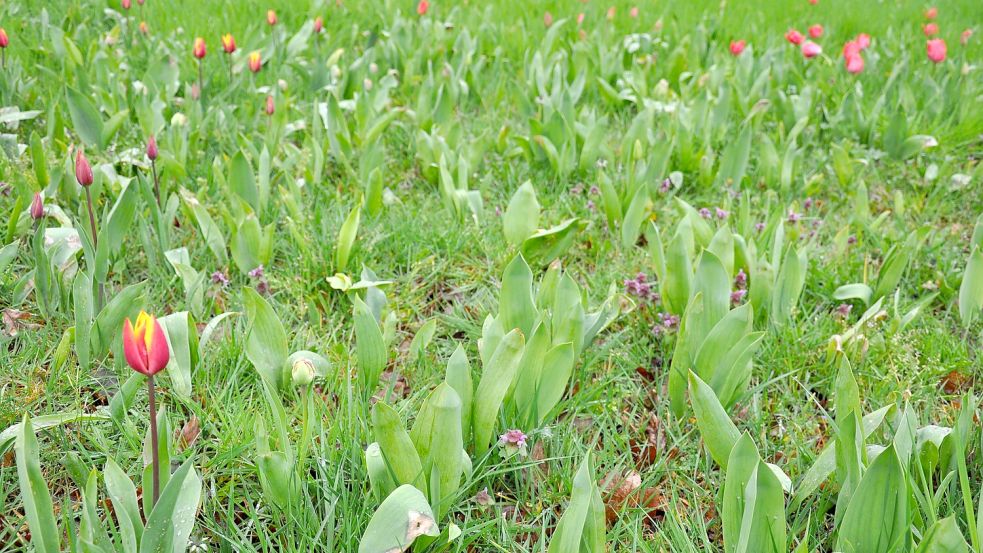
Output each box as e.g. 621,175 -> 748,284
624,272 -> 659,303
731,268 -> 748,306
699,207 -> 729,220
652,312 -> 680,335
499,429 -> 528,448
249,264 -> 270,295
211,270 -> 230,286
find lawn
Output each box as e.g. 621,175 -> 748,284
0,0 -> 981,551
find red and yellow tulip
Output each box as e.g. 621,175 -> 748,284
123,311 -> 170,376
221,33 -> 236,54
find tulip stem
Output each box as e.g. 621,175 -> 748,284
1,49 -> 5,69
227,56 -> 233,84
151,158 -> 160,207
84,186 -> 105,309
197,60 -> 204,100
148,375 -> 160,505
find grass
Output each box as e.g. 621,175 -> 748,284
0,0 -> 981,551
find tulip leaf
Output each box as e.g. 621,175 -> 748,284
243,287 -> 289,389
354,294 -> 387,394
14,415 -> 61,553
689,371 -> 740,469
66,86 -> 105,149
141,458 -> 202,553
358,485 -> 439,553
472,328 -> 525,454
503,180 -> 540,246
836,445 -> 908,553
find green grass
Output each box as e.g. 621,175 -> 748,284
0,0 -> 981,551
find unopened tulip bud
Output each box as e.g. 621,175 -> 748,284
926,38 -> 947,63
30,192 -> 44,220
267,9 -> 277,26
137,0 -> 144,4
193,37 -> 206,59
221,33 -> 236,54
248,51 -> 262,73
0,28 -> 8,48
139,21 -> 149,34
75,150 -> 93,187
417,0 -> 429,16
122,0 -> 132,9
147,135 -> 158,160
265,95 -> 275,115
291,358 -> 316,387
313,16 -> 324,34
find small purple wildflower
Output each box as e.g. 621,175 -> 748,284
499,429 -> 528,447
256,280 -> 270,295
734,268 -> 747,289
803,197 -> 814,210
699,207 -> 712,219
589,185 -> 600,195
835,303 -> 853,319
754,222 -> 766,232
211,270 -> 230,286
730,289 -> 747,305
659,178 -> 672,193
652,312 -> 680,335
570,184 -> 584,195
715,207 -> 729,220
787,211 -> 801,223
847,235 -> 857,245
586,200 -> 596,211
248,264 -> 265,279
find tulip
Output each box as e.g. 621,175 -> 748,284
808,0 -> 818,4
842,41 -> 861,59
76,149 -> 100,304
607,7 -> 616,20
801,41 -> 822,58
845,53 -> 864,74
962,29 -> 973,45
147,135 -> 161,205
123,310 -> 170,505
729,40 -> 746,56
856,33 -> 871,49
248,51 -> 262,73
221,33 -> 236,54
265,95 -> 275,116
808,24 -> 823,38
313,16 -> 324,34
577,12 -> 585,25
0,28 -> 8,69
926,38 -> 946,63
544,11 -> 553,27
925,7 -> 937,19
30,192 -> 44,221
139,21 -> 149,34
122,0 -> 131,9
137,0 -> 145,4
193,37 -> 206,59
75,150 -> 93,187
417,0 -> 429,15
923,23 -> 938,37
785,29 -> 805,45
267,9 -> 277,26
629,6 -> 639,18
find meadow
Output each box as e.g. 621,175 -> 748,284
0,0 -> 982,551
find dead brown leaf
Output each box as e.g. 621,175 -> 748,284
3,309 -> 41,337
176,415 -> 201,451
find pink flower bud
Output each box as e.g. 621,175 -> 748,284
801,41 -> 822,58
808,24 -> 823,38
785,29 -> 805,45
926,38 -> 946,63
147,135 -> 158,161
265,95 -> 275,116
30,192 -> 44,220
313,16 -> 324,34
417,0 -> 429,15
729,40 -> 746,56
75,150 -> 93,187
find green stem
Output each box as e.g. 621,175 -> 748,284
151,159 -> 160,206
148,375 -> 160,505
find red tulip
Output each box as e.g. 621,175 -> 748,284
923,23 -> 938,37
926,38 -> 946,63
785,29 -> 805,45
0,28 -> 8,48
221,33 -> 236,54
267,10 -> 277,26
808,24 -> 823,38
808,0 -> 818,4
843,40 -> 861,59
729,40 -> 746,56
924,7 -> 937,19
314,16 -> 324,34
417,0 -> 429,15
962,29 -> 973,45
265,95 -> 275,116
123,311 -> 170,376
122,0 -> 132,9
147,135 -> 158,161
30,192 -> 44,220
845,54 -> 864,74
193,37 -> 206,59
248,51 -> 262,73
801,41 -> 822,58
75,150 -> 93,187
856,33 -> 871,49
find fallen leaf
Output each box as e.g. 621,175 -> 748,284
176,415 -> 201,451
3,309 -> 40,337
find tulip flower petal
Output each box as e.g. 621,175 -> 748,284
123,319 -> 149,375
147,318 -> 171,375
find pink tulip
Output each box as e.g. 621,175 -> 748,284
122,0 -> 132,9
923,23 -> 938,37
577,12 -> 585,25
30,192 -> 44,220
845,54 -> 864,73
808,24 -> 823,38
147,135 -> 158,160
314,16 -> 324,34
266,10 -> 277,26
801,41 -> 822,58
843,40 -> 861,59
75,150 -> 93,187
808,0 -> 818,4
729,40 -> 746,56
629,6 -> 639,18
265,95 -> 275,116
926,38 -> 946,63
961,29 -> 973,45
417,0 -> 429,15
544,11 -> 553,27
0,28 -> 9,49
924,7 -> 937,19
856,33 -> 871,49
785,29 -> 805,45
193,37 -> 206,59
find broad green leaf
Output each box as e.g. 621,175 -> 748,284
336,202 -> 361,272
243,287 -> 289,389
354,295 -> 387,394
157,312 -> 198,401
959,246 -> 983,328
66,86 -> 105,149
407,319 -> 437,363
358,485 -> 438,553
833,283 -> 873,306
546,454 -> 605,553
373,402 -> 425,491
104,458 -> 143,553
445,345 -> 474,442
915,516 -> 969,553
499,255 -> 537,336
689,371 -> 741,469
723,434 -> 760,553
520,218 -> 584,266
472,329 -> 525,454
229,151 -> 258,212
836,445 -> 908,553
503,180 -> 540,246
15,415 -> 60,553
140,458 -> 201,553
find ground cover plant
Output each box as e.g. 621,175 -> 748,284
0,0 -> 981,550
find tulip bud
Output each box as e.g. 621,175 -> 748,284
926,38 -> 947,63
0,28 -> 8,48
137,0 -> 144,4
147,135 -> 158,160
801,41 -> 822,58
267,9 -> 277,26
193,37 -> 206,59
221,33 -> 236,54
30,192 -> 44,220
139,21 -> 149,34
123,311 -> 170,376
265,95 -> 275,116
417,0 -> 429,16
248,51 -> 262,73
313,16 -> 324,34
75,150 -> 94,187
122,0 -> 132,9
291,358 -> 316,387
808,24 -> 823,38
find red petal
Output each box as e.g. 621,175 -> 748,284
123,319 -> 149,374
147,319 -> 171,375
